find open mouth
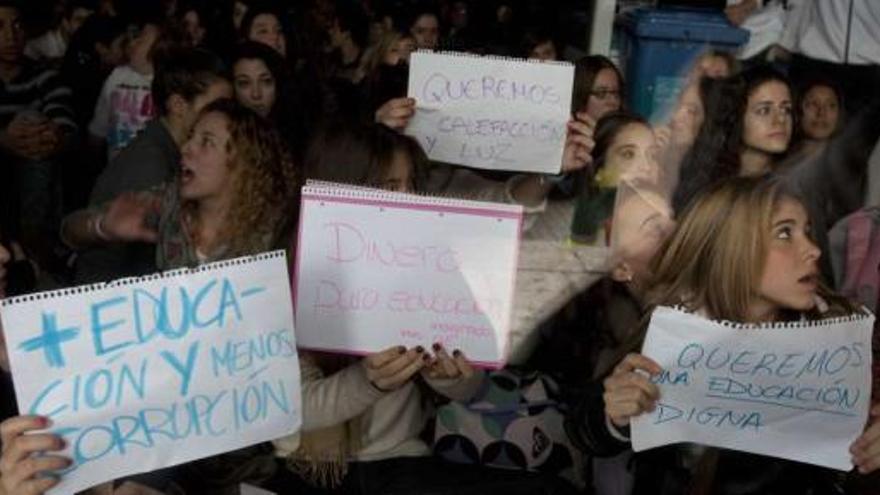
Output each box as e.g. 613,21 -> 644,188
181,166 -> 195,184
798,273 -> 818,287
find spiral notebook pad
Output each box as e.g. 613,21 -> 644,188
632,306 -> 874,470
294,181 -> 523,368
0,252 -> 301,494
406,50 -> 574,174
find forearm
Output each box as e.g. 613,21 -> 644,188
301,360 -> 385,431
60,208 -> 107,250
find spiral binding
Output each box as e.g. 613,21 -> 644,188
663,304 -> 874,330
0,250 -> 285,307
413,49 -> 574,68
302,180 -> 523,214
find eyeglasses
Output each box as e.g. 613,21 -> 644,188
590,89 -> 621,100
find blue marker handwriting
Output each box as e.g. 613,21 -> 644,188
17,278 -> 269,368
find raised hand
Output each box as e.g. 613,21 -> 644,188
603,353 -> 662,428
100,192 -> 161,243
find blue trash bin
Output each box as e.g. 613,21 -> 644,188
618,7 -> 749,121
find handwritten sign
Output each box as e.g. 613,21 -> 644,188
0,252 -> 301,494
406,51 -> 574,174
631,306 -> 874,470
294,182 -> 522,368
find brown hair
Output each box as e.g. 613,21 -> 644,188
304,121 -> 428,191
184,98 -> 299,256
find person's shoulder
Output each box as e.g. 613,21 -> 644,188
90,122 -> 176,203
16,58 -> 60,82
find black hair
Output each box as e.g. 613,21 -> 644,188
239,0 -> 284,39
66,13 -> 127,55
520,25 -> 556,59
795,73 -> 845,138
64,0 -> 98,18
333,0 -> 369,49
672,66 -> 793,212
152,47 -> 228,117
572,55 -> 625,114
230,41 -> 289,117
305,120 -> 428,192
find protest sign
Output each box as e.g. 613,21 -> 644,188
294,182 -> 522,368
631,305 -> 874,470
0,251 -> 301,494
406,50 -> 574,174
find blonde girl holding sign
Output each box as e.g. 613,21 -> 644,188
570,176 -> 880,494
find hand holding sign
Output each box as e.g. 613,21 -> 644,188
0,415 -> 68,495
603,353 -> 662,428
851,403 -> 880,474
561,111 -> 596,174
422,343 -> 475,381
375,97 -> 417,131
364,346 -> 428,392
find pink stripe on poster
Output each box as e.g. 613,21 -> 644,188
302,193 -> 523,220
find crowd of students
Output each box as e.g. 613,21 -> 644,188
0,0 -> 879,494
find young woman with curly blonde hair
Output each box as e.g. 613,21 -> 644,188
0,99 -> 300,494
61,97 -> 298,268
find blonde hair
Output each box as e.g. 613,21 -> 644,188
184,99 -> 299,256
360,30 -> 402,79
645,176 -> 855,323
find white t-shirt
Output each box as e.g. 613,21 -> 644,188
89,65 -> 155,159
781,0 -> 880,65
726,0 -> 787,60
24,30 -> 67,61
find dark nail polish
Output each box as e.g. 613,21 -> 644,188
452,350 -> 462,357
397,346 -> 406,354
415,346 -> 424,353
423,354 -> 431,362
432,343 -> 442,351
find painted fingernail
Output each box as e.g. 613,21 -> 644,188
415,346 -> 424,353
432,343 -> 442,351
397,346 -> 406,354
423,354 -> 431,362
452,349 -> 461,357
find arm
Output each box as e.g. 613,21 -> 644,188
300,347 -> 427,431
565,353 -> 661,457
60,192 -> 161,251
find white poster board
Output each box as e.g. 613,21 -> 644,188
406,51 -> 574,174
632,306 -> 874,470
294,182 -> 522,368
1,252 -> 301,494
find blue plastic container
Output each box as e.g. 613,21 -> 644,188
618,7 -> 749,121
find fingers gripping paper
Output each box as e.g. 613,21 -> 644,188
293,182 -> 522,368
406,51 -> 574,174
632,306 -> 874,470
0,252 -> 301,494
